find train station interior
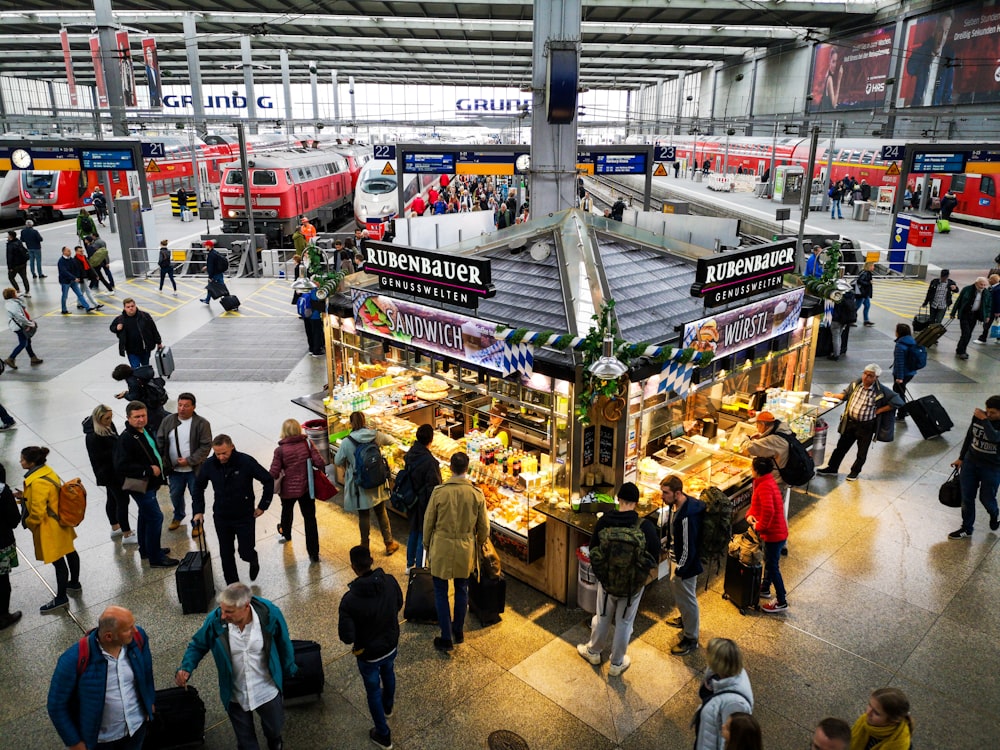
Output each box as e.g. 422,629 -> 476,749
1,2 -> 1000,749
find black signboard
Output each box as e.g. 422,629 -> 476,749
403,152 -> 455,174
912,151 -> 969,174
80,148 -> 137,171
599,426 -> 614,467
363,241 -> 496,310
690,239 -> 797,308
582,425 -> 595,467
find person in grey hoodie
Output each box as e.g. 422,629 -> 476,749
693,638 -> 754,750
892,322 -> 920,422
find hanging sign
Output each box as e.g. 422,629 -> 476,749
690,239 -> 796,307
362,241 -> 495,310
352,289 -> 509,374
682,288 -> 805,359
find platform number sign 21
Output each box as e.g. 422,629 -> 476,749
373,144 -> 396,160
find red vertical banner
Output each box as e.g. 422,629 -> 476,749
116,29 -> 137,107
89,35 -> 108,108
60,29 -> 78,107
141,37 -> 162,108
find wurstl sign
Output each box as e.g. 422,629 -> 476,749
362,242 -> 495,310
690,240 -> 796,307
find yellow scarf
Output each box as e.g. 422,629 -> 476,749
850,715 -> 911,750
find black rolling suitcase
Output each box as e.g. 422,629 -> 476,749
142,686 -> 206,749
176,524 -> 214,614
220,294 -> 241,311
403,565 -> 437,624
206,280 -> 228,300
283,639 -> 325,701
469,572 -> 506,626
904,393 -> 954,439
722,554 -> 762,615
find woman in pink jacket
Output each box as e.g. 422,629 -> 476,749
746,457 -> 789,614
269,419 -> 325,563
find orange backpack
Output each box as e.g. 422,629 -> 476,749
42,476 -> 88,527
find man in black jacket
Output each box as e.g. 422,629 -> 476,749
110,298 -> 163,369
338,545 -> 403,750
577,483 -> 658,676
193,434 -> 274,585
199,241 -> 228,305
6,230 -> 30,296
114,401 -> 178,568
404,424 -> 442,570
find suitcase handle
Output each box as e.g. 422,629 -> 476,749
193,521 -> 209,554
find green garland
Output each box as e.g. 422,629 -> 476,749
304,241 -> 346,300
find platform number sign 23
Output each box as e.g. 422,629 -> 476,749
654,145 -> 676,162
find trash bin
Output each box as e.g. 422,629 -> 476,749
811,419 -> 828,468
852,201 -> 871,221
694,172 -> 703,183
577,558 -> 598,614
302,419 -> 330,464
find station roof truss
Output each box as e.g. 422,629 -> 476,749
0,1 -> 889,90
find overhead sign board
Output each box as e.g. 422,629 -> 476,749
0,144 -> 81,171
912,151 -> 969,174
141,142 -> 166,158
654,145 -> 676,161
403,152 -> 455,174
373,144 -> 396,160
80,148 -> 137,171
880,145 -> 905,161
682,288 -> 805,359
577,150 -> 648,175
362,241 -> 495,310
690,239 -> 797,307
456,150 -> 516,176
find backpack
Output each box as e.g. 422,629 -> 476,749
589,520 -> 652,599
388,466 -> 418,513
699,487 -> 734,574
346,435 -> 390,489
834,292 -> 858,324
297,291 -> 314,319
775,428 -> 815,486
906,341 -> 928,371
158,247 -> 171,268
89,247 -> 109,267
143,377 -> 169,410
10,239 -> 29,266
41,476 -> 88,528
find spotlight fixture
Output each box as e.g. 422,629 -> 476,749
588,333 -> 628,381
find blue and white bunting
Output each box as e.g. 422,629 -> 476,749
657,359 -> 695,397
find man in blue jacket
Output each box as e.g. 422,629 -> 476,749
661,475 -> 705,656
193,434 -> 274,585
176,583 -> 297,750
48,606 -> 155,749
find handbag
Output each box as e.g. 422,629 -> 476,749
991,323 -> 1000,340
122,477 -> 149,493
728,526 -> 763,566
938,469 -> 962,508
308,458 -> 337,501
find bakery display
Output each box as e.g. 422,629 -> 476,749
415,376 -> 451,401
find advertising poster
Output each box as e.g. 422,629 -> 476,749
116,30 -> 137,107
141,37 -> 162,108
899,3 -> 1000,107
89,36 -> 108,108
808,26 -> 895,112
682,288 -> 805,359
352,289 -> 507,373
60,29 -> 78,107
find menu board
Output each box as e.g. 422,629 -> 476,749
582,426 -> 595,467
599,426 -> 614,466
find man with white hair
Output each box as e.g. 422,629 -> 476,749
817,363 -> 903,481
951,276 -> 992,360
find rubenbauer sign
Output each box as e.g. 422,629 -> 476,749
682,288 -> 805,359
690,239 -> 796,307
363,241 -> 495,310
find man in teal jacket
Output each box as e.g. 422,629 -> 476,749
176,583 -> 297,750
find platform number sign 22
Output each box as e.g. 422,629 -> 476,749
373,144 -> 396,160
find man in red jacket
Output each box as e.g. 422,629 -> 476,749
746,456 -> 789,613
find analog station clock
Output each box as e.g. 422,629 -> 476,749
515,153 -> 531,172
11,148 -> 32,169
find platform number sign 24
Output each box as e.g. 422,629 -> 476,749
880,145 -> 905,161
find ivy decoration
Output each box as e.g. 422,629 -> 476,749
304,241 -> 346,300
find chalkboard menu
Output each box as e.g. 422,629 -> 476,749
582,426 -> 595,467
599,426 -> 614,466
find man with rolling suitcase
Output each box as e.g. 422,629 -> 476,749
338,545 -> 403,750
176,583 -> 297,750
947,396 -> 1000,540
923,269 -> 958,326
950,276 -> 992,360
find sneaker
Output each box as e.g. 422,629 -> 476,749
864,321 -> 875,327
40,597 -> 69,614
608,654 -> 632,677
759,587 -> 771,599
22,293 -> 30,298
385,541 -> 400,556
948,528 -> 972,540
990,513 -> 999,532
200,298 -> 210,304
168,519 -> 182,531
0,423 -> 15,431
149,557 -> 180,568
957,352 -> 969,360
0,611 -> 22,630
826,354 -> 839,361
577,643 -> 601,664
671,637 -> 699,656
249,561 -> 260,581
110,528 -> 124,539
433,637 -> 454,652
761,600 -> 788,613
816,466 -> 838,475
61,311 -> 71,315
122,532 -> 139,545
846,472 -> 860,482
451,625 -> 464,644
666,615 -> 684,628
369,728 -> 393,750
383,703 -> 393,719
974,338 -> 987,345
38,274 -> 47,278
65,581 -> 83,594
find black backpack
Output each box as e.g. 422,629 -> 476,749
834,293 -> 858,324
346,435 -> 390,490
388,466 -> 418,513
775,427 -> 815,486
143,377 -> 169,410
9,239 -> 28,266
590,520 -> 652,600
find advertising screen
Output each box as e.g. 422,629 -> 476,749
808,26 -> 896,112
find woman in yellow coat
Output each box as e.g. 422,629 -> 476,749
14,446 -> 80,614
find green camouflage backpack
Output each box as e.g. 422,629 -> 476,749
590,521 -> 652,599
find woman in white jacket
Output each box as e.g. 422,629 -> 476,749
3,288 -> 42,370
693,638 -> 754,750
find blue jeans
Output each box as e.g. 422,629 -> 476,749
227,693 -> 284,750
761,540 -> 787,605
168,471 -> 197,522
406,504 -> 425,568
357,651 -> 396,739
127,352 -> 151,370
855,296 -> 871,323
27,248 -> 42,277
9,329 -> 36,360
159,265 -> 176,291
0,402 -> 13,426
959,459 -> 1000,533
129,489 -> 165,563
97,722 -> 147,749
60,281 -> 90,312
433,576 -> 468,642
831,199 -> 842,218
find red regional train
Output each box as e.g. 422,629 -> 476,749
653,135 -> 1000,228
218,146 -> 357,245
17,134 -> 300,222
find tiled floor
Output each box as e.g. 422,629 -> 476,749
1,270 -> 999,749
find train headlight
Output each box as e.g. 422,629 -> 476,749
379,202 -> 393,214
228,209 -> 238,218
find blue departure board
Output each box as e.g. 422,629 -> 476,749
80,148 -> 137,171
912,152 -> 968,174
404,152 -> 455,173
